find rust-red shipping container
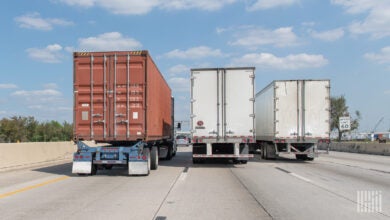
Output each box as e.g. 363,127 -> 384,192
73,51 -> 173,143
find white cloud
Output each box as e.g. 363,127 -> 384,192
58,0 -> 235,14
27,33 -> 141,62
161,0 -> 236,11
163,46 -> 223,59
168,77 -> 190,92
56,0 -> 96,7
0,84 -> 18,89
7,84 -> 71,121
11,88 -> 67,112
15,12 -> 73,31
28,105 -> 44,110
309,28 -> 345,41
0,111 -> 6,115
168,64 -> 190,75
77,32 -> 142,51
26,44 -> 64,63
12,89 -> 62,97
97,0 -> 160,15
332,0 -> 390,38
228,26 -> 299,48
43,83 -> 59,90
247,0 -> 299,11
232,53 -> 328,70
364,46 -> 390,64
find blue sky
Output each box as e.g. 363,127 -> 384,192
0,0 -> 389,132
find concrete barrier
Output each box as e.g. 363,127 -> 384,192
0,142 -> 76,172
318,142 -> 390,156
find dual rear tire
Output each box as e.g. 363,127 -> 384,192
151,146 -> 158,170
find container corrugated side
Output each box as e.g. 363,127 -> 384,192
73,51 -> 172,143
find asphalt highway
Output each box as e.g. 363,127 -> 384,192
1,147 -> 389,220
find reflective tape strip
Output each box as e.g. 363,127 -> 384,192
193,154 -> 253,158
93,160 -> 127,164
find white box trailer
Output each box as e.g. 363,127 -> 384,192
190,67 -> 255,163
254,80 -> 330,160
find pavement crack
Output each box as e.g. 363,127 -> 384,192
320,160 -> 390,175
276,165 -> 390,218
275,167 -> 291,173
230,168 -> 274,220
152,167 -> 188,220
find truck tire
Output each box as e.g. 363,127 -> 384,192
166,146 -> 173,160
261,144 -> 265,159
266,143 -> 276,159
91,164 -> 97,175
151,146 -> 158,170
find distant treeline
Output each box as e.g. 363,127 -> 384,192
0,116 -> 72,143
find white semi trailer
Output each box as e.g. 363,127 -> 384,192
190,67 -> 255,164
254,80 -> 330,160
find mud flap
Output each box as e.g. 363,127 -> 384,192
72,161 -> 92,174
128,148 -> 150,175
128,161 -> 149,175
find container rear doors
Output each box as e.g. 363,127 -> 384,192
274,80 -> 330,141
191,68 -> 255,142
74,53 -> 146,141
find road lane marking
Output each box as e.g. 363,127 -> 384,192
0,176 -> 69,199
275,167 -> 312,182
290,173 -> 312,183
179,173 -> 187,181
179,167 -> 189,181
275,167 -> 390,217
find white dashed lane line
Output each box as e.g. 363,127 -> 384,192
275,167 -> 312,183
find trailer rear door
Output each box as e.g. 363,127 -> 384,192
191,68 -> 255,141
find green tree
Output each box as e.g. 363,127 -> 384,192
0,116 -> 73,143
0,116 -> 28,142
331,96 -> 361,141
62,121 -> 73,141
